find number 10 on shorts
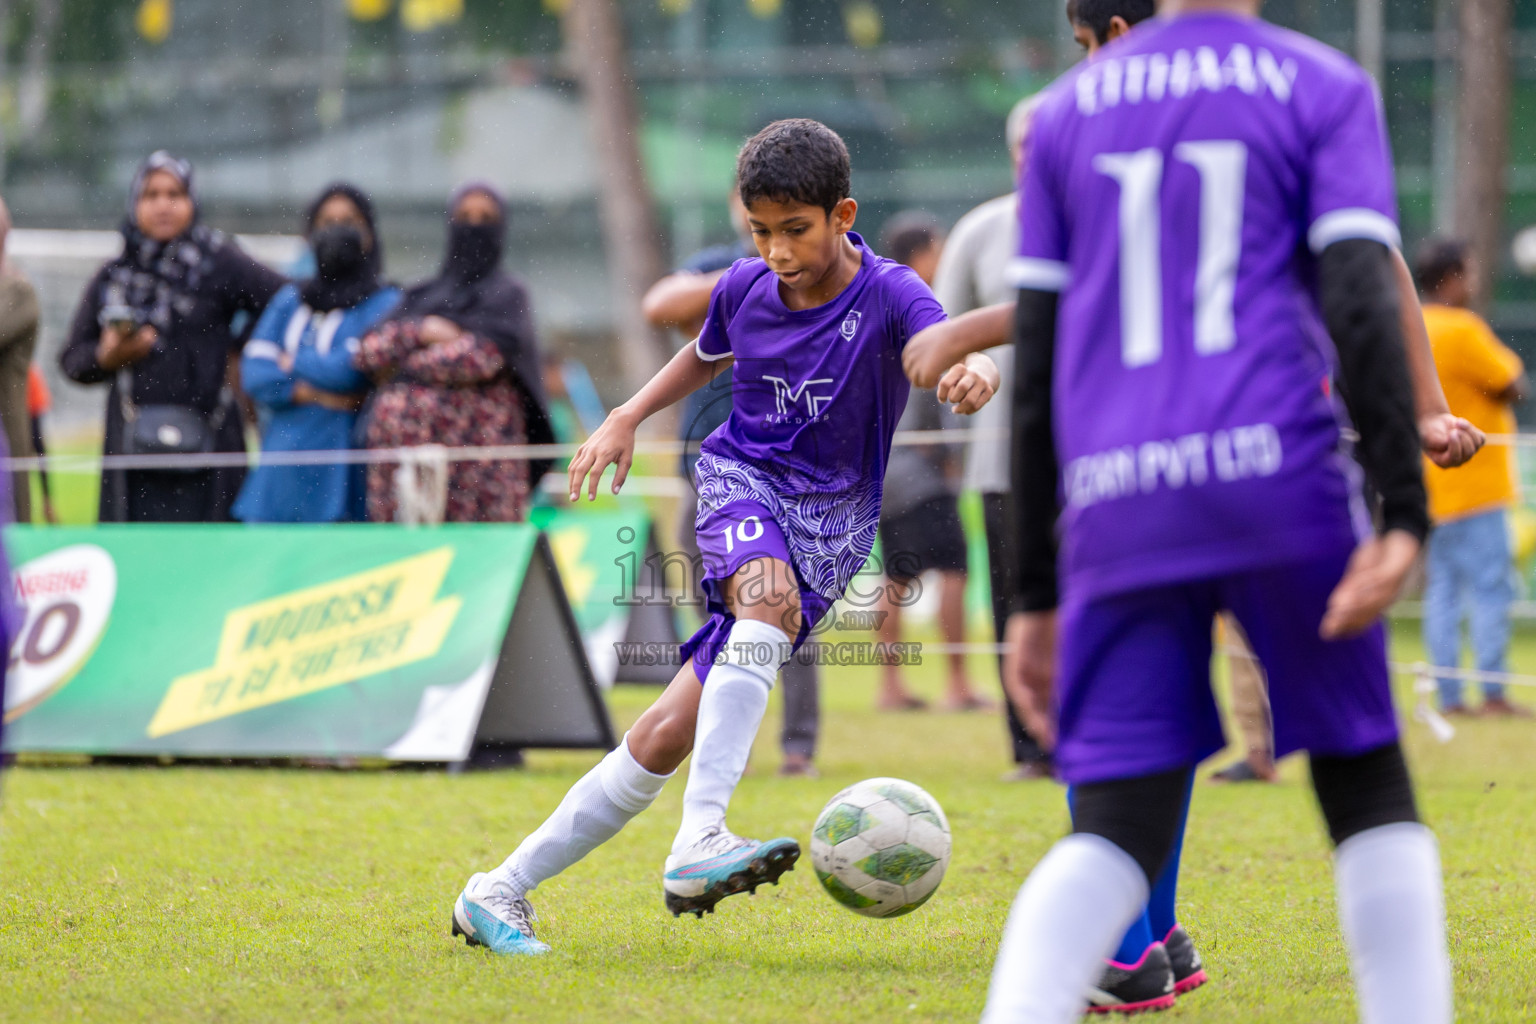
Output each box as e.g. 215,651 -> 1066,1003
722,515 -> 765,554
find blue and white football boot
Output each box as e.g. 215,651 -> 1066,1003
663,825 -> 800,918
451,872 -> 551,955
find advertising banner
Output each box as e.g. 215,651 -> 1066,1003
1,525 -> 613,762
533,507 -> 682,686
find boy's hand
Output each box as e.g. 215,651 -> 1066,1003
568,407 -> 639,501
1003,611 -> 1056,751
1320,529 -> 1420,639
937,353 -> 999,415
903,327 -> 964,389
1419,412 -> 1485,469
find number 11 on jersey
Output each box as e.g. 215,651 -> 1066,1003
1094,141 -> 1248,369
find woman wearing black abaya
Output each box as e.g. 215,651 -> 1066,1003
60,151 -> 285,522
355,182 -> 553,522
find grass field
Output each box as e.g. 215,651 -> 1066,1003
3,624 -> 1536,1023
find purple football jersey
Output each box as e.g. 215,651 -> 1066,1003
693,231 -> 946,597
1012,13 -> 1397,601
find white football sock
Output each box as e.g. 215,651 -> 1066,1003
672,618 -> 789,853
1335,822 -> 1452,1024
491,732 -> 671,894
981,834 -> 1151,1024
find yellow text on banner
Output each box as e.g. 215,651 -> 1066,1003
147,548 -> 462,737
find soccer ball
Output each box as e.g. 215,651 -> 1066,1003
810,777 -> 951,918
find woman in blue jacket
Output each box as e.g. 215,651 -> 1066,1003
235,184 -> 399,523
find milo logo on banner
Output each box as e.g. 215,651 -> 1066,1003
147,548 -> 462,738
4,544 -> 118,723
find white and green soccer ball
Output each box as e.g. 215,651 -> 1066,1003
810,777 -> 951,918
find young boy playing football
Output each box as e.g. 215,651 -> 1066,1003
450,118 -> 1001,954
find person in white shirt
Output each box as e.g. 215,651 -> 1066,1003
929,95 -> 1052,779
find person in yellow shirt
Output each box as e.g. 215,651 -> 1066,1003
1417,239 -> 1530,716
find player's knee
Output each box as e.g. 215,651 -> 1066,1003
628,703 -> 695,773
1310,742 -> 1419,847
1071,767 -> 1190,886
728,558 -> 803,637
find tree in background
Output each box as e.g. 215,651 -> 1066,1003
1454,0 -> 1512,309
559,0 -> 670,397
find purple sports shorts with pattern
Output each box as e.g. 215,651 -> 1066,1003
1054,545 -> 1399,785
678,497 -> 835,682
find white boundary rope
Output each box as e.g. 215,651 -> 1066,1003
0,426 -> 1001,474
0,426 -> 1528,474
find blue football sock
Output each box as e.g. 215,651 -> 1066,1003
1111,908 -> 1157,965
1069,773 -> 1196,964
1146,773 -> 1195,939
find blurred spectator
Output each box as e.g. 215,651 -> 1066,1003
642,186 -> 754,487
1416,238 -> 1530,716
873,212 -> 993,713
0,197 -> 40,523
930,96 -> 1054,776
356,182 -> 553,523
27,365 -> 55,523
59,151 -> 285,522
234,183 -> 399,523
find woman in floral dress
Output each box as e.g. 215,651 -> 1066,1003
356,182 -> 553,522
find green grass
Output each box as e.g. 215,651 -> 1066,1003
3,624 -> 1536,1023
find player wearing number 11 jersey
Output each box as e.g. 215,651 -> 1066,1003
983,5 -> 1453,1023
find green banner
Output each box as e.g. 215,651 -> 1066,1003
532,507 -> 682,685
2,525 -> 613,761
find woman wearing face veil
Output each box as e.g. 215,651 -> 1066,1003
234,184 -> 399,523
356,182 -> 553,522
60,151 -> 285,522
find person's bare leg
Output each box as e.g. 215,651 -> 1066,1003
628,662 -> 708,773
1212,616 -> 1277,782
876,575 -> 927,710
938,570 -> 990,710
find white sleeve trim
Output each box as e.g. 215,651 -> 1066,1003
1308,208 -> 1401,254
244,340 -> 283,362
692,338 -> 732,362
1006,257 -> 1071,292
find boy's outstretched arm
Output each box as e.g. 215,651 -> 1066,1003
903,302 -> 1013,389
567,342 -> 731,501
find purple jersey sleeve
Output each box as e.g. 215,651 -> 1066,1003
888,265 -> 948,347
1304,70 -> 1399,254
695,259 -> 754,362
1009,89 -> 1073,292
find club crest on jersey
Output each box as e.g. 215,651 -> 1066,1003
840,311 -> 862,341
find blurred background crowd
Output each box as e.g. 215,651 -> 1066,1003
0,1 -> 1532,469
0,0 -> 1529,760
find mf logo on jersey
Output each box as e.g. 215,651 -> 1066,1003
764,375 -> 835,421
840,311 -> 863,341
